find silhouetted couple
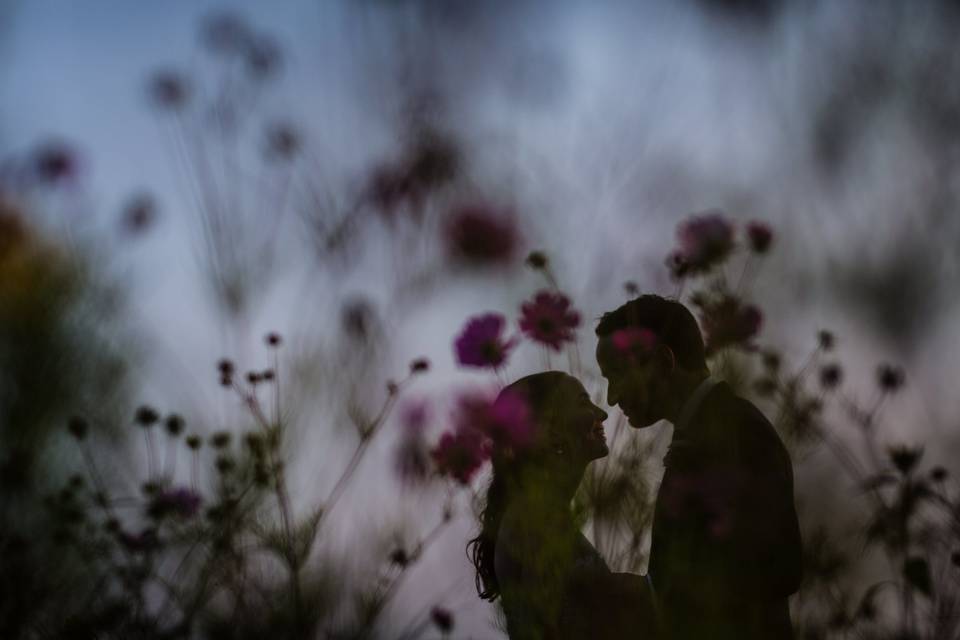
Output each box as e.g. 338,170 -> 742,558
469,295 -> 802,640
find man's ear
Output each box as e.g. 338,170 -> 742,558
655,344 -> 676,374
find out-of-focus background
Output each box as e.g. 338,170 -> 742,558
3,1 -> 960,638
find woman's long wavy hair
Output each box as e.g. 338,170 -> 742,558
467,371 -> 572,601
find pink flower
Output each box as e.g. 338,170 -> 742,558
746,221 -> 773,254
445,205 -> 520,266
430,426 -> 491,485
674,212 -> 735,274
610,327 -> 657,354
454,314 -> 517,369
700,295 -> 763,354
518,291 -> 581,351
455,389 -> 536,450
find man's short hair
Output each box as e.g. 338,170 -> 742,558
596,295 -> 707,371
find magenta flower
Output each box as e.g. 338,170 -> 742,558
518,291 -> 581,351
700,295 -> 763,354
674,212 -> 735,274
454,314 -> 517,369
746,221 -> 773,254
610,327 -> 657,354
118,528 -> 160,553
454,390 -> 536,450
430,426 -> 491,485
445,205 -> 520,266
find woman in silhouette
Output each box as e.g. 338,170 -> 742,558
468,371 -> 657,640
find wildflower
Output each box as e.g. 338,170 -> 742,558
674,212 -> 735,274
215,456 -> 236,474
454,314 -> 516,369
264,122 -> 300,161
610,327 -> 657,355
121,192 -> 156,236
410,357 -> 430,374
218,359 -> 235,377
525,251 -> 548,269
201,11 -> 250,55
386,380 -> 399,395
406,133 -> 459,192
623,281 -> 639,296
246,371 -> 262,385
445,205 -> 520,267
430,607 -> 454,633
147,487 -> 202,520
665,251 -> 690,280
245,36 -> 281,79
389,548 -> 409,567
261,369 -> 275,381
148,71 -> 190,110
210,431 -> 231,449
165,414 -> 185,437
67,416 -> 88,441
265,332 -> 282,347
745,221 -> 773,254
888,445 -> 922,475
877,364 -> 905,392
819,364 -> 842,389
431,427 -> 490,485
518,291 -> 581,351
186,435 -> 202,450
134,406 -> 159,427
342,298 -> 375,341
33,142 -> 77,185
368,164 -> 414,213
455,390 -> 535,450
700,295 -> 763,354
931,467 -> 948,482
817,330 -> 835,351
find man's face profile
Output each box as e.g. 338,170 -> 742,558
596,332 -> 660,429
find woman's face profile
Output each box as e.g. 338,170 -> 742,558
548,376 -> 609,462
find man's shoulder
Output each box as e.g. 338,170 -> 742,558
703,383 -> 791,464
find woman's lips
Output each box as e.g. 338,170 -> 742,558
590,422 -> 606,439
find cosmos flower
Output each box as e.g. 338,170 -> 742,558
445,205 -> 520,266
430,426 -> 490,485
700,295 -> 763,354
454,314 -> 517,369
746,221 -> 774,254
454,389 -> 535,451
518,291 -> 581,351
674,212 -> 735,274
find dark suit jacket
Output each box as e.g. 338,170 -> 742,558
648,382 -> 802,640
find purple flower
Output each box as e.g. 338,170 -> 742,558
674,212 -> 735,274
445,205 -> 520,267
147,487 -> 202,520
610,327 -> 657,355
454,314 -> 517,369
700,295 -> 763,354
454,390 -> 536,451
430,426 -> 491,485
518,291 -> 581,351
746,221 -> 773,254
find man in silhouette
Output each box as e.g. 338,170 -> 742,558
595,295 -> 802,640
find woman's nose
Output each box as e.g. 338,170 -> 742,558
606,386 -> 619,407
